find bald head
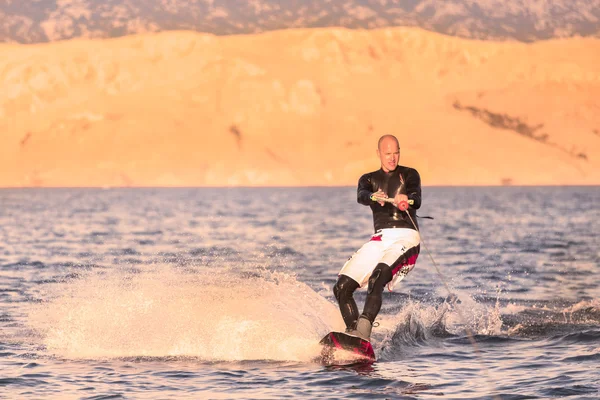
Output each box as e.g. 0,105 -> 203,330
376,135 -> 400,172
377,135 -> 399,151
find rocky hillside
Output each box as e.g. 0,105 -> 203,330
1,27 -> 599,187
1,0 -> 599,44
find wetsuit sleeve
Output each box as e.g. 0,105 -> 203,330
405,169 -> 422,209
357,174 -> 373,205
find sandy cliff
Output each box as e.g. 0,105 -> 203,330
1,27 -> 599,187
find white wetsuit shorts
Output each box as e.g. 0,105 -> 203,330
338,228 -> 420,291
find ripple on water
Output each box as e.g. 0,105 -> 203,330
0,187 -> 599,399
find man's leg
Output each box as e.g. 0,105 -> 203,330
361,262 -> 393,324
356,238 -> 420,340
333,274 -> 360,330
349,263 -> 393,340
335,235 -> 385,331
344,230 -> 421,340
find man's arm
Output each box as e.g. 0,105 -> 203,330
357,174 -> 373,205
405,169 -> 422,209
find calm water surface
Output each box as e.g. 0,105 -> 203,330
1,187 -> 599,399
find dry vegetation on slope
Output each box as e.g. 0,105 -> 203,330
2,0 -> 599,43
1,27 -> 599,187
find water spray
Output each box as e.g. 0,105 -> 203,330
402,204 -> 502,400
374,178 -> 500,398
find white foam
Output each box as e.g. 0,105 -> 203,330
376,290 -> 505,350
27,265 -> 345,361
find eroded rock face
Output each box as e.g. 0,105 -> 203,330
1,0 -> 599,44
1,27 -> 599,187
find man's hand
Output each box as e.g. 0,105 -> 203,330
394,193 -> 409,211
370,189 -> 388,206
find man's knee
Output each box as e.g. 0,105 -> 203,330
333,275 -> 359,302
367,263 -> 393,295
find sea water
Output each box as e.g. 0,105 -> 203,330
1,186 -> 599,399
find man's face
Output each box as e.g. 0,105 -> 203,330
377,138 -> 399,172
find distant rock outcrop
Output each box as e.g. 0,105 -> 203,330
1,0 -> 600,44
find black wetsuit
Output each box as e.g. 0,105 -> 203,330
357,165 -> 422,232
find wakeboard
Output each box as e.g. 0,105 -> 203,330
318,331 -> 376,366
